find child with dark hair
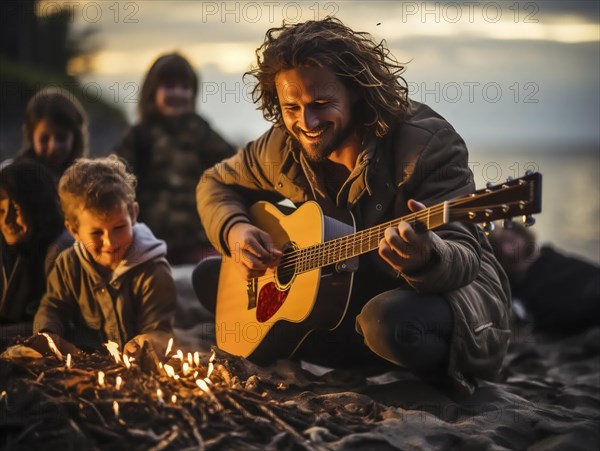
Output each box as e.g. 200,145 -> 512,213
34,156 -> 176,355
15,87 -> 89,178
489,223 -> 600,334
116,52 -> 236,265
0,160 -> 72,341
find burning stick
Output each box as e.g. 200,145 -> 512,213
39,333 -> 64,361
97,371 -> 105,387
104,341 -> 122,365
164,337 -> 174,358
196,379 -> 223,411
156,388 -> 164,407
207,350 -> 216,379
163,364 -> 176,378
123,354 -> 132,369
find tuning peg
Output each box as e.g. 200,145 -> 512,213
486,182 -> 494,189
506,176 -> 514,182
503,218 -> 514,229
482,221 -> 495,235
525,170 -> 534,176
522,215 -> 536,227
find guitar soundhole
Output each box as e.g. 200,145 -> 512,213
256,282 -> 290,322
275,243 -> 297,286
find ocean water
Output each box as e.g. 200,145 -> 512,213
470,151 -> 599,264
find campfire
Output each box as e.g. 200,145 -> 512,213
0,334 -> 383,450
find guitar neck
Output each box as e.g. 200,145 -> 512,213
289,171 -> 542,274
295,202 -> 449,274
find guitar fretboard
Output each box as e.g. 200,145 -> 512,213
286,202 -> 448,274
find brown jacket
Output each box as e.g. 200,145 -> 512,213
196,101 -> 511,393
34,224 -> 176,350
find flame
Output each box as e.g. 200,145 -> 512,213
163,364 -> 176,378
187,352 -> 193,366
193,352 -> 200,367
196,379 -> 210,392
104,341 -> 122,364
165,337 -> 174,357
175,350 -> 184,361
182,362 -> 190,376
123,354 -> 131,369
66,353 -> 72,369
156,388 -> 164,404
98,371 -> 105,387
193,371 -> 198,378
171,394 -> 177,404
113,401 -> 119,419
40,332 -> 64,361
207,349 -> 215,378
115,376 -> 123,390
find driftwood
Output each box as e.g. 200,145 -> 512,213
0,340 -> 384,451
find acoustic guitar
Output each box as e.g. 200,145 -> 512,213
216,172 -> 542,364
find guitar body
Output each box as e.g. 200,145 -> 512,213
214,172 -> 543,365
216,201 -> 356,364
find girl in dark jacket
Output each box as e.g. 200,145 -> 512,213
0,160 -> 72,342
115,52 -> 236,265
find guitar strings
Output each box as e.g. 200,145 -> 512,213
253,185 -> 526,282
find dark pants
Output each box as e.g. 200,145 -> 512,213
192,257 -> 453,378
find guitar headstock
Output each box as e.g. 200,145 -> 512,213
448,172 -> 542,228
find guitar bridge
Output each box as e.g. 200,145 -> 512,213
247,278 -> 258,310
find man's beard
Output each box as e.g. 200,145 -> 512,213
291,112 -> 358,163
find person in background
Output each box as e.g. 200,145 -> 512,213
13,87 -> 88,178
194,18 -> 511,398
34,156 -> 176,356
489,222 -> 600,334
0,160 -> 72,344
116,52 -> 236,265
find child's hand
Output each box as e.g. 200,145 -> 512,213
124,333 -> 169,372
23,332 -> 82,358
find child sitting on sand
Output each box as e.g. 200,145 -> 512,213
0,160 -> 72,343
115,52 -> 235,264
33,156 -> 176,356
489,222 -> 600,334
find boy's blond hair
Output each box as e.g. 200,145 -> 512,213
58,155 -> 137,228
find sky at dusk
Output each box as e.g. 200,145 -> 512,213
50,0 -> 599,151
32,0 -> 600,261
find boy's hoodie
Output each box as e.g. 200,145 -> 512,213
34,223 -> 176,350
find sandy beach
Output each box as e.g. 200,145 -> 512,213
1,265 -> 598,450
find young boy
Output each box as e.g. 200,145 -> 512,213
33,156 -> 176,356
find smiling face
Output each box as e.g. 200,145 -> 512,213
155,80 -> 194,117
68,201 -> 138,271
0,189 -> 30,246
276,65 -> 359,162
32,119 -> 75,172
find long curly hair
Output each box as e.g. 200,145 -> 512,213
246,17 -> 410,139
